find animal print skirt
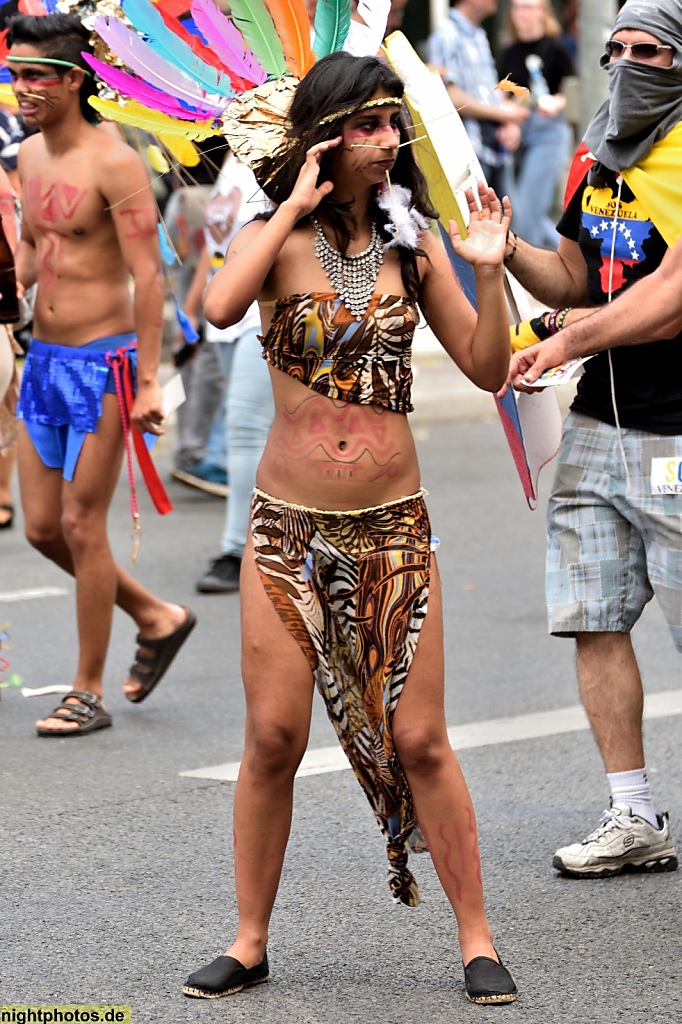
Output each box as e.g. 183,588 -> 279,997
250,487 -> 431,907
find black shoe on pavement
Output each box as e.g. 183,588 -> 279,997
196,553 -> 242,593
183,951 -> 269,998
463,954 -> 518,1005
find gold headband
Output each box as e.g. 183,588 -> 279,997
318,96 -> 404,126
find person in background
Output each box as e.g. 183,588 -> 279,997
0,103 -> 23,195
428,0 -> 528,199
502,0 -> 682,879
500,0 -> 573,248
188,151 -> 274,593
560,0 -> 578,62
0,22 -> 25,529
167,132 -> 231,494
0,162 -> 19,530
387,0 -> 409,35
9,13 -> 195,735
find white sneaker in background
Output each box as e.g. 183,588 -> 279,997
553,802 -> 678,878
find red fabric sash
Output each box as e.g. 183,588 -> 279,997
107,346 -> 173,516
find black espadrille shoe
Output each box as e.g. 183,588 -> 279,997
183,951 -> 269,999
463,953 -> 517,1005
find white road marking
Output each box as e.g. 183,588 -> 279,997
0,586 -> 70,603
180,688 -> 682,782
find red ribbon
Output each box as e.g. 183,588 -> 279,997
107,346 -> 173,516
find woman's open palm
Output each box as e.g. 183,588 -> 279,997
448,183 -> 512,268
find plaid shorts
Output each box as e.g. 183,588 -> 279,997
546,412 -> 682,651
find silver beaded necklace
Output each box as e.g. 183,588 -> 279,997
311,216 -> 384,320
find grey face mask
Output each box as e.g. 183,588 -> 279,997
583,58 -> 682,170
582,0 -> 682,170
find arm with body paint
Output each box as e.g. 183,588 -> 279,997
102,142 -> 165,435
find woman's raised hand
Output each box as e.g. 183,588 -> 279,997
286,137 -> 342,218
448,183 -> 512,268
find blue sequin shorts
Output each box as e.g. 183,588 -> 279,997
17,333 -> 137,481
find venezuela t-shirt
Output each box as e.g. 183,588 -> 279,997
557,164 -> 682,435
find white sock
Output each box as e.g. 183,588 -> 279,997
607,768 -> 658,828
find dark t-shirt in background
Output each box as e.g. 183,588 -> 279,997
557,165 -> 682,435
499,37 -> 573,95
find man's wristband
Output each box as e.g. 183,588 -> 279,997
529,313 -> 553,341
503,229 -> 518,264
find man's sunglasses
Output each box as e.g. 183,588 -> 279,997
604,39 -> 673,61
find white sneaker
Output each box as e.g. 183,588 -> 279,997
553,803 -> 678,878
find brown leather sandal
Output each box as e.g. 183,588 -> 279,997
36,690 -> 112,737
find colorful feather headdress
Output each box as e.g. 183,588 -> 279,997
72,0 -> 392,191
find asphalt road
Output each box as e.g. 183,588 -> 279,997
1,417 -> 680,1024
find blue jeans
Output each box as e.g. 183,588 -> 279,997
214,329 -> 274,557
513,111 -> 572,249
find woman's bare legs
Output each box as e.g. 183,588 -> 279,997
219,551 -> 499,969
225,538 -> 316,968
392,557 -> 496,967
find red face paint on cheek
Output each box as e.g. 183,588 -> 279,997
343,123 -> 401,153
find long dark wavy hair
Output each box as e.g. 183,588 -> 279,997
7,13 -> 99,124
264,52 -> 438,300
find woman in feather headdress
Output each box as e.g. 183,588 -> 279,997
183,50 -> 518,1006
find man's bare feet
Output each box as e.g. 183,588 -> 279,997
123,603 -> 196,701
36,690 -> 111,735
36,694 -> 85,733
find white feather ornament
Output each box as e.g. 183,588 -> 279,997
376,182 -> 429,250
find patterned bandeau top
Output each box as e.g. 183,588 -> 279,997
260,292 -> 420,414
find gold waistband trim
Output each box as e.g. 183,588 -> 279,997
252,487 -> 427,517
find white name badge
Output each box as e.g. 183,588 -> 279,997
162,372 -> 186,420
650,457 -> 682,494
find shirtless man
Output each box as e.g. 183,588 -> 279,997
8,13 -> 195,736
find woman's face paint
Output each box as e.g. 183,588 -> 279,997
344,111 -> 402,151
337,102 -> 402,183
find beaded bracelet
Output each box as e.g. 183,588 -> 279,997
556,306 -> 572,331
503,230 -> 518,264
